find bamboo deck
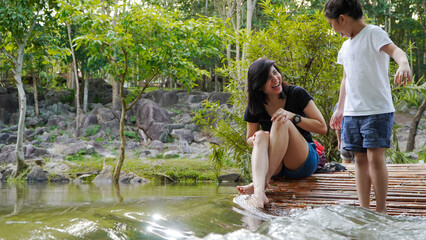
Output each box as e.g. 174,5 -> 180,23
265,164 -> 426,216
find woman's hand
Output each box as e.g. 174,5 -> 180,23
271,109 -> 295,125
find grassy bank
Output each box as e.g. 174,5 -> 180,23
64,154 -> 240,183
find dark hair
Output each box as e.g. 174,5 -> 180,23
247,58 -> 288,115
324,0 -> 363,20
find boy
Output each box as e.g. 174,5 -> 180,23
325,0 -> 411,213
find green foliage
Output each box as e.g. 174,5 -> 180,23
196,3 -> 345,177
95,137 -> 105,142
194,78 -> 252,178
49,134 -> 57,143
65,153 -> 84,161
393,77 -> 426,109
85,125 -> 101,137
60,89 -> 75,104
124,130 -> 139,141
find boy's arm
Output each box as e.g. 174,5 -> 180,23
381,43 -> 411,86
330,70 -> 346,130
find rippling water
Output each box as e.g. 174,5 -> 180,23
0,182 -> 425,240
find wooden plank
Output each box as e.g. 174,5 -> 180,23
266,163 -> 426,216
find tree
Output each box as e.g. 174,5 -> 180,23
197,2 -> 345,178
76,1 -> 225,183
0,0 -> 53,177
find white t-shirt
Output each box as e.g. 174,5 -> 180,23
337,25 -> 395,116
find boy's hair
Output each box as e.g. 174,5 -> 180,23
324,0 -> 363,20
246,58 -> 289,115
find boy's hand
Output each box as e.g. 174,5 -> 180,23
394,64 -> 411,86
330,110 -> 343,130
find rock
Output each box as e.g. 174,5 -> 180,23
134,98 -> 171,141
44,162 -> 70,173
164,150 -> 179,158
171,129 -> 194,142
26,165 -> 49,182
208,92 -> 231,105
49,172 -> 71,183
0,164 -> 15,182
0,133 -> 9,144
119,171 -> 148,184
77,173 -> 96,182
159,91 -> 178,107
149,140 -> 165,151
179,140 -> 191,154
0,145 -> 16,164
174,113 -> 193,125
26,116 -> 45,128
25,145 -> 49,159
60,141 -> 96,156
6,135 -> 17,144
92,165 -> 114,183
218,173 -> 241,182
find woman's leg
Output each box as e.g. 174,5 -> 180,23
266,120 -> 310,182
367,148 -> 388,213
248,131 -> 270,208
354,152 -> 372,209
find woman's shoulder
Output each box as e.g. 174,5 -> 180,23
288,85 -> 307,94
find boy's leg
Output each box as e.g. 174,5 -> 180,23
354,152 -> 371,209
367,147 -> 388,213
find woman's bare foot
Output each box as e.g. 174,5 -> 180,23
237,183 -> 254,195
247,193 -> 269,208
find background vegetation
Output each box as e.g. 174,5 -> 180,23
0,0 -> 424,179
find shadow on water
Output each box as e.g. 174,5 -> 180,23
1,182 -> 426,240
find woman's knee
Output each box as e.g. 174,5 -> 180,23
270,119 -> 292,133
253,131 -> 270,146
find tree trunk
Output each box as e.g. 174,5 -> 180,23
83,73 -> 89,113
113,79 -> 126,183
242,0 -> 257,61
110,0 -> 121,111
32,73 -> 39,117
67,22 -> 82,137
14,43 -> 27,178
406,98 -> 426,151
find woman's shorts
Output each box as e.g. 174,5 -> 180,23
273,142 -> 318,179
342,112 -> 394,153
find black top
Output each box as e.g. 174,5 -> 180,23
244,85 -> 314,143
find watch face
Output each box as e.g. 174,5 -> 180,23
293,115 -> 301,124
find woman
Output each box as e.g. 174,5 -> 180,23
237,58 -> 327,208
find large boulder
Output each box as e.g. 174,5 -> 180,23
25,145 -> 50,159
26,165 -> 49,182
134,98 -> 171,142
0,145 -> 16,164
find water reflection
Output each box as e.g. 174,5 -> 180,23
1,182 -> 426,240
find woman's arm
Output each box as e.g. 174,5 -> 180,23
246,122 -> 260,147
296,100 -> 327,135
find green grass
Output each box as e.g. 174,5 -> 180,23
63,155 -> 238,182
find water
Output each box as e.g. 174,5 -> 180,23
0,182 -> 425,240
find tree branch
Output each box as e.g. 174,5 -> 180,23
126,73 -> 158,111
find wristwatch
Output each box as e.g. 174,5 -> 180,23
292,114 -> 302,125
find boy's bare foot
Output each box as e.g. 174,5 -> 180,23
247,193 -> 269,208
237,183 -> 254,195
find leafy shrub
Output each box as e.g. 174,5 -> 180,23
195,5 -> 344,178
85,125 -> 101,136
60,89 -> 75,104
124,130 -> 139,141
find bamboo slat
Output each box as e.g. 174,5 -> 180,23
265,163 -> 426,216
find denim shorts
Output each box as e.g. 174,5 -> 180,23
342,112 -> 394,153
273,142 -> 318,178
